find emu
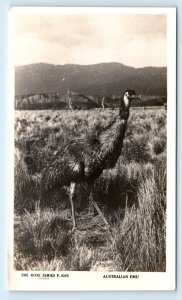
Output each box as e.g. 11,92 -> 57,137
26,89 -> 140,231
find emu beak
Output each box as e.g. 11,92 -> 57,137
132,94 -> 142,100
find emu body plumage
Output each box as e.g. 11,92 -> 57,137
25,89 -> 140,230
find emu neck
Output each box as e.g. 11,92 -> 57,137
119,97 -> 130,120
97,118 -> 128,170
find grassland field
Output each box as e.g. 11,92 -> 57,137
14,107 -> 167,272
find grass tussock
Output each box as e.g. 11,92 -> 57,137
15,208 -> 72,260
14,148 -> 41,214
113,174 -> 166,272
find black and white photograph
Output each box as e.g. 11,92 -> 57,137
8,7 -> 176,291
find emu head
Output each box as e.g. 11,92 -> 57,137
122,89 -> 141,109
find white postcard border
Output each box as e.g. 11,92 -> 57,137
8,6 -> 176,291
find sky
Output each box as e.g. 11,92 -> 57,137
14,13 -> 167,68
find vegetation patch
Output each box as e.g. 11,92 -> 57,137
14,108 -> 166,271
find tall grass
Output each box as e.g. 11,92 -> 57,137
113,172 -> 166,272
14,108 -> 166,271
14,148 -> 41,214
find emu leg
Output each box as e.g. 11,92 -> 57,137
70,182 -> 76,231
88,185 -> 109,227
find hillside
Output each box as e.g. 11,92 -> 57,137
15,62 -> 167,97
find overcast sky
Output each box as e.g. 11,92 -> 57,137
15,13 -> 167,68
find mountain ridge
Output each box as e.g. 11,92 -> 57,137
15,62 -> 167,96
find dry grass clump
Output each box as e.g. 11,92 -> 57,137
14,208 -> 72,262
14,148 -> 41,214
122,136 -> 151,163
112,173 -> 166,272
148,136 -> 166,157
63,244 -> 98,271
